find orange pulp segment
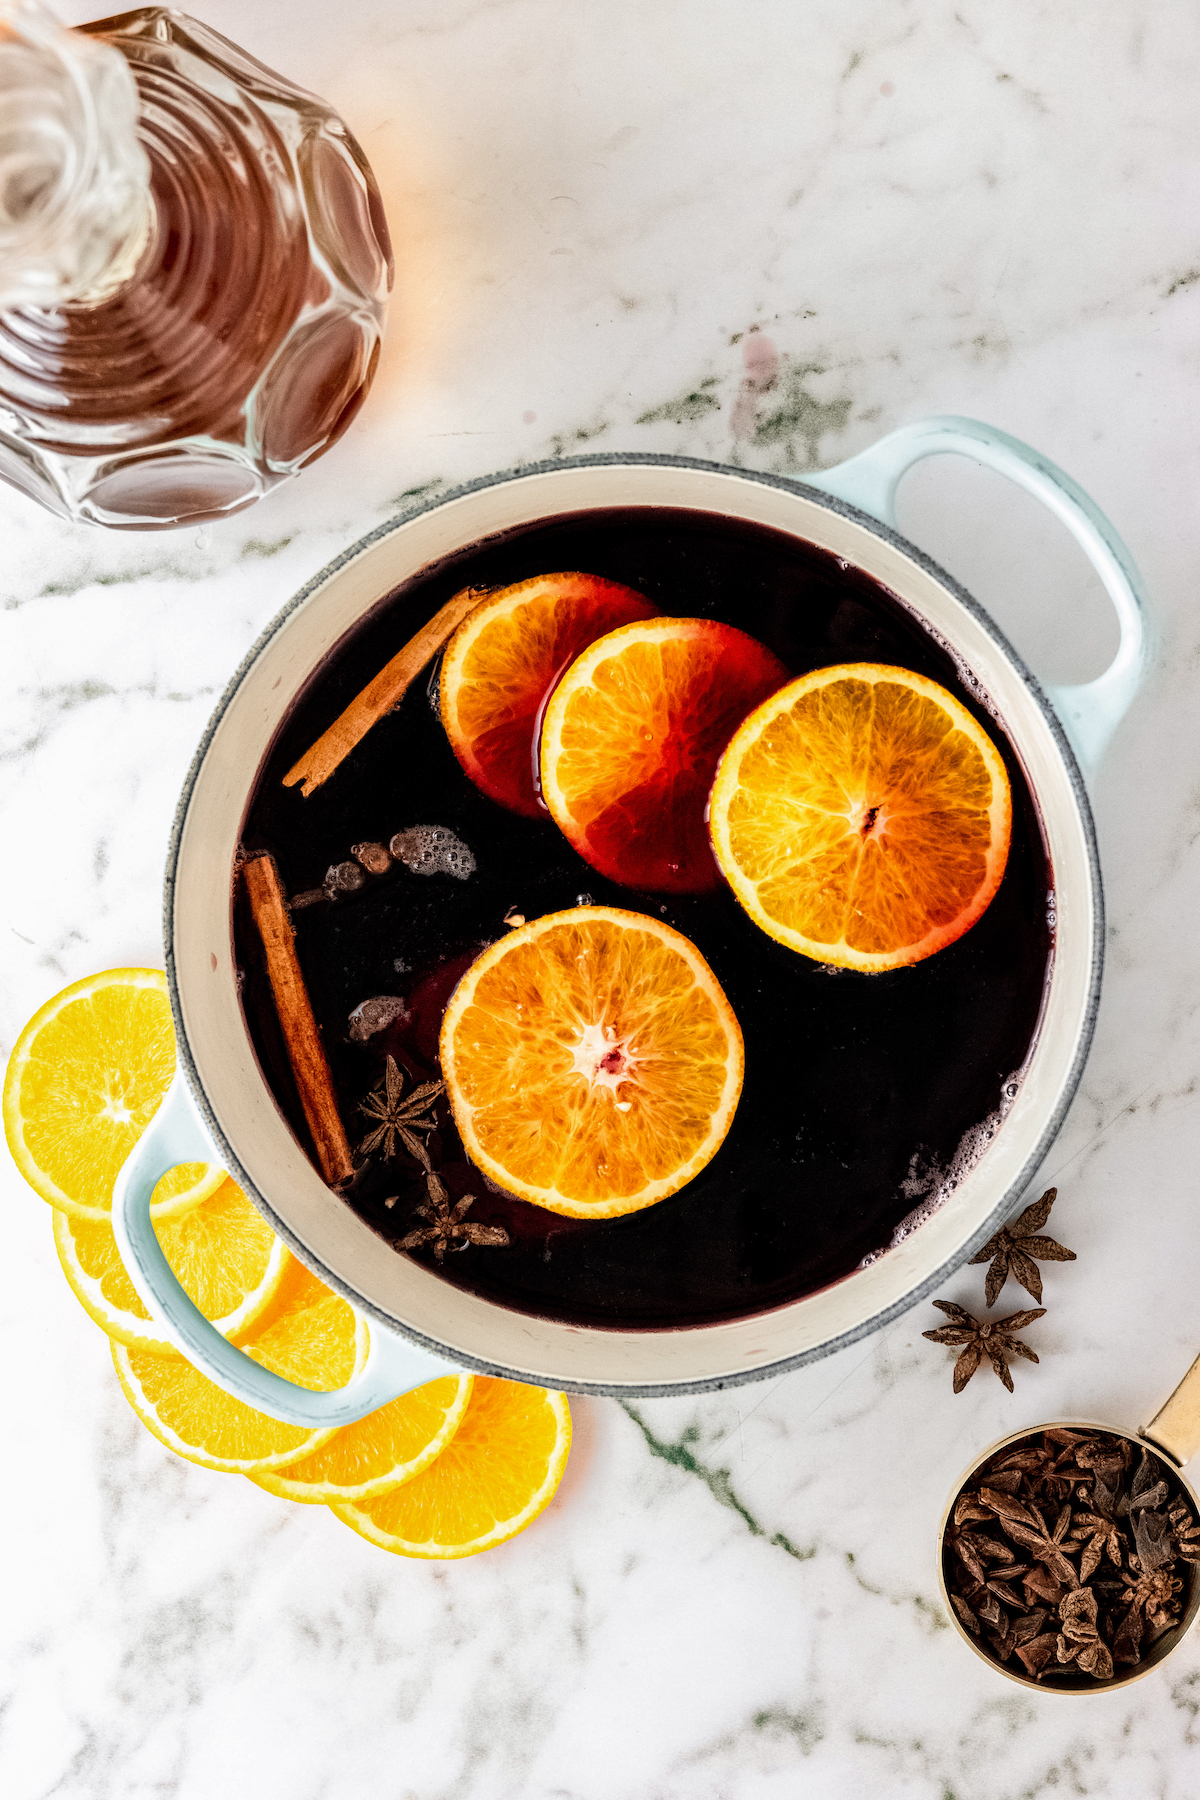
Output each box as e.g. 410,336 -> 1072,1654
440,572 -> 658,817
439,905 -> 743,1218
332,1377 -> 571,1558
708,663 -> 1012,971
539,617 -> 788,891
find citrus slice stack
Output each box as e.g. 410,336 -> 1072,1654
3,967 -> 220,1220
709,663 -> 1013,971
113,1259 -> 368,1473
7,968 -> 573,1556
440,572 -> 657,817
252,1374 -> 475,1504
539,617 -> 788,890
53,1173 -> 289,1353
440,905 -> 743,1217
334,1377 -> 571,1558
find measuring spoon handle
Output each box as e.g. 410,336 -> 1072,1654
1142,1356 -> 1200,1466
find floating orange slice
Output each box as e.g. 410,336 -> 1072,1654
332,1377 -> 571,1559
539,617 -> 788,891
440,572 -> 657,817
709,663 -> 1012,971
439,905 -> 743,1218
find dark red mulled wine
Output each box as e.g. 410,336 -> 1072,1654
235,506 -> 1053,1330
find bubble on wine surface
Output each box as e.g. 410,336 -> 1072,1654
859,1064 -> 1030,1265
389,825 -> 476,880
348,995 -> 410,1042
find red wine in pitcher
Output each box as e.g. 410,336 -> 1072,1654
235,507 -> 1054,1330
0,8 -> 390,527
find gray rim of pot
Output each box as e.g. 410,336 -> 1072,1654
162,451 -> 1102,1397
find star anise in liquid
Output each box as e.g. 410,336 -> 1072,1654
397,1170 -> 510,1262
358,1057 -> 444,1164
968,1186 -> 1076,1306
922,1299 -> 1045,1393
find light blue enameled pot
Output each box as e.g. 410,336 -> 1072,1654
112,417 -> 1148,1423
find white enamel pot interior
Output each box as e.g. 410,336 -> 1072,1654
166,454 -> 1102,1396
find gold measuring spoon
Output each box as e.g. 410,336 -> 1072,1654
939,1353 -> 1200,1690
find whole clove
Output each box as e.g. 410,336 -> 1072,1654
324,859 -> 368,899
352,840 -> 393,875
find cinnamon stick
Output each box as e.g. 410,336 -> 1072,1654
241,852 -> 354,1187
282,586 -> 485,797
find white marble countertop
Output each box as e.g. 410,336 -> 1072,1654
5,1 -> 1200,1794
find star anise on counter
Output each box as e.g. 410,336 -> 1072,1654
397,1170 -> 510,1262
357,1057 -> 444,1163
968,1186 -> 1076,1306
922,1299 -> 1046,1393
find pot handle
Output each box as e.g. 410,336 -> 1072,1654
800,415 -> 1150,775
112,1071 -> 460,1428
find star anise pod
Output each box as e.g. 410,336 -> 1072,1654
1055,1586 -> 1114,1681
397,1170 -> 510,1262
922,1299 -> 1045,1393
1128,1447 -> 1171,1517
981,1491 -> 1080,1589
1111,1565 -> 1184,1663
1170,1502 -> 1200,1563
1015,1631 -> 1060,1678
1075,1437 -> 1132,1517
989,1605 -> 1049,1665
1028,1432 -> 1098,1504
358,1056 -> 444,1163
1069,1510 -> 1124,1581
948,1527 -> 1026,1590
968,1186 -> 1076,1306
992,1439 -> 1087,1504
1123,1449 -> 1176,1572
